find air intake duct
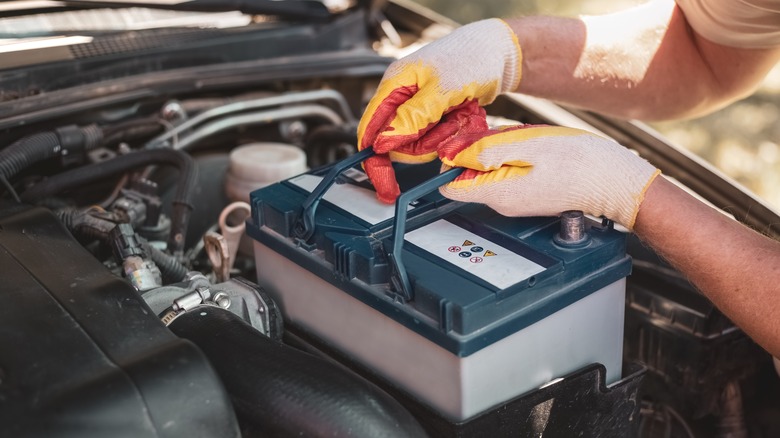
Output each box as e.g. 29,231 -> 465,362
167,306 -> 427,438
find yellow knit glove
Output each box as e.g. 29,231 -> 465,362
357,19 -> 523,203
438,124 -> 661,230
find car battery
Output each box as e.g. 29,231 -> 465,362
247,148 -> 631,421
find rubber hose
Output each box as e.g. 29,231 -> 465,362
168,307 -> 428,438
145,242 -> 188,284
102,119 -> 165,146
22,149 -> 197,255
0,125 -> 102,183
305,124 -> 357,146
304,125 -> 357,167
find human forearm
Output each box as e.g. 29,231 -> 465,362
506,1 -> 780,120
635,177 -> 780,356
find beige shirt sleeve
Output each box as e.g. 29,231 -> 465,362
675,0 -> 780,48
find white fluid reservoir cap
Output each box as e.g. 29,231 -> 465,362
225,142 -> 307,202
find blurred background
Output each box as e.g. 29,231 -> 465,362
413,0 -> 780,210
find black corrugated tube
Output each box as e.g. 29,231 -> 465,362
23,148 -> 197,255
168,307 -> 428,438
144,240 -> 189,284
0,125 -> 102,186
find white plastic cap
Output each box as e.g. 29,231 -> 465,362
225,142 -> 307,202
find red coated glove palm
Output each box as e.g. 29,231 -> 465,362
362,100 -> 489,203
357,19 -> 523,203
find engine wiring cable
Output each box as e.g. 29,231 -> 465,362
22,148 -> 197,256
57,208 -> 188,284
664,405 -> 696,438
98,174 -> 130,209
0,175 -> 20,202
638,401 -> 696,438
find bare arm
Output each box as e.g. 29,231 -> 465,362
511,1 -> 780,353
634,177 -> 780,356
506,1 -> 780,120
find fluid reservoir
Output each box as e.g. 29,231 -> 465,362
225,142 -> 306,202
225,142 -> 306,256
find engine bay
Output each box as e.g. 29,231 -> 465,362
0,2 -> 779,437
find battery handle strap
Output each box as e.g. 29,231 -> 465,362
293,146 -> 463,302
293,147 -> 376,242
388,167 -> 463,301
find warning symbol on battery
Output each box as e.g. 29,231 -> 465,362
462,240 -> 475,246
484,250 -> 497,257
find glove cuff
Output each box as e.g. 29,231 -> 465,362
594,149 -> 660,230
619,168 -> 662,230
495,19 -> 524,93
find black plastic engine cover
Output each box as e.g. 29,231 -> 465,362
0,204 -> 240,438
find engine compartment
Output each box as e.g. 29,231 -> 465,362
0,2 -> 778,437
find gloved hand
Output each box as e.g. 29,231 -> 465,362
357,18 -> 523,203
438,125 -> 661,230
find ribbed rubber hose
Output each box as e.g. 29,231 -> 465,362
0,125 -> 102,185
168,307 -> 428,438
22,149 -> 197,255
0,132 -> 59,182
145,242 -> 188,284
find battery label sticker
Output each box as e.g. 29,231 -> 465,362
288,174 -> 410,225
405,219 -> 545,289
